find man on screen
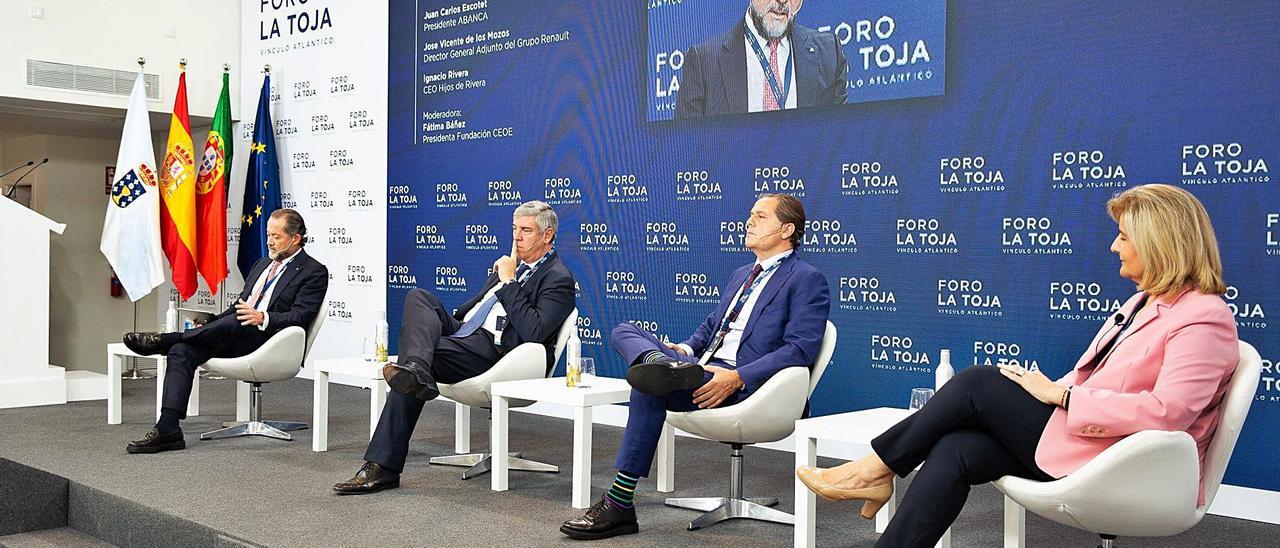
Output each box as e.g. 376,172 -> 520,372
676,0 -> 848,119
332,200 -> 576,495
122,208 -> 328,454
559,193 -> 830,540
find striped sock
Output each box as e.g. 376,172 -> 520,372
634,350 -> 665,366
604,470 -> 639,509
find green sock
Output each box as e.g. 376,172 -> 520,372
604,470 -> 639,508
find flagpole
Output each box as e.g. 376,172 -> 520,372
121,56 -> 157,381
175,58 -> 190,320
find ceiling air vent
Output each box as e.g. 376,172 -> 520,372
26,59 -> 160,100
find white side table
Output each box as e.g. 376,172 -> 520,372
105,343 -> 177,424
107,343 -> 252,426
312,357 -> 391,452
489,376 -> 675,509
794,407 -> 952,548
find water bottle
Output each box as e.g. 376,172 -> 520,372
164,299 -> 178,332
935,348 -> 954,389
375,310 -> 389,363
565,334 -> 581,387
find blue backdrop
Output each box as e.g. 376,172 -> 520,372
388,1 -> 1279,492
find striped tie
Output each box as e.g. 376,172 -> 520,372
763,40 -> 782,111
249,261 -> 281,308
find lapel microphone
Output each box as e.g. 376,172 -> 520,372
1089,294 -> 1150,369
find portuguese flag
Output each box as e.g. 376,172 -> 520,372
195,70 -> 232,293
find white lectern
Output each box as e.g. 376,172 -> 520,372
0,194 -> 70,408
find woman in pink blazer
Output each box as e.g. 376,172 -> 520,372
797,184 -> 1239,548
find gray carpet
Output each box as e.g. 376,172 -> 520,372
0,527 -> 117,548
0,377 -> 1273,547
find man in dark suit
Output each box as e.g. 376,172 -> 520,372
122,208 -> 328,454
676,0 -> 848,119
560,193 -> 830,540
333,200 -> 576,494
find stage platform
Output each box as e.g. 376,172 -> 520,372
0,377 -> 1271,547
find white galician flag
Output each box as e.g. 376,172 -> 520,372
100,71 -> 165,302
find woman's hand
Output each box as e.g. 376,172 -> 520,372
998,364 -> 1068,406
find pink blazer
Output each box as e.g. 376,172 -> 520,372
1035,289 -> 1239,504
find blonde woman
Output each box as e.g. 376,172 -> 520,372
798,184 -> 1239,547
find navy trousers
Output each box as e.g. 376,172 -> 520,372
161,314 -> 271,418
365,288 -> 500,473
870,366 -> 1056,548
609,323 -> 745,477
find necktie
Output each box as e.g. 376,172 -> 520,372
763,40 -> 781,111
723,264 -> 764,328
452,263 -> 532,338
704,264 -> 765,358
250,261 -> 282,308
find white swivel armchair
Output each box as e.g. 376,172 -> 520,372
429,308 -> 579,479
994,341 -> 1262,548
198,298 -> 328,441
663,321 -> 837,530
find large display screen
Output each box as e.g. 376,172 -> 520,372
388,0 -> 1279,491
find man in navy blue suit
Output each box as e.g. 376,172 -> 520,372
676,0 -> 848,119
560,193 -> 831,540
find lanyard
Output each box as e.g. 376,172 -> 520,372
700,254 -> 790,364
514,248 -> 554,287
745,28 -> 793,108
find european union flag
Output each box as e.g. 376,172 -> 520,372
237,74 -> 282,278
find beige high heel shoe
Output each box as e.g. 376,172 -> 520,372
796,465 -> 894,519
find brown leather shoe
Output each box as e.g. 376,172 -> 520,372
796,465 -> 893,519
127,427 -> 185,454
382,363 -> 439,401
560,498 -> 638,540
333,462 -> 400,495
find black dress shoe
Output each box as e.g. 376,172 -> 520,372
333,462 -> 401,495
123,332 -> 167,356
383,363 -> 439,401
626,357 -> 704,396
560,498 -> 639,540
127,428 -> 185,454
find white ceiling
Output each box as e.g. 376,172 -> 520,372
0,96 -> 213,142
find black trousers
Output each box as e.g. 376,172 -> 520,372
161,314 -> 272,418
364,288 -> 500,472
870,366 -> 1056,548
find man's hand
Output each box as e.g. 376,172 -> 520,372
692,365 -> 744,409
664,341 -> 688,355
234,299 -> 265,326
493,255 -> 517,283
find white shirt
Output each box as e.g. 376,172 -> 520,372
249,250 -> 298,331
744,14 -> 798,113
681,250 -> 793,365
475,259 -> 538,341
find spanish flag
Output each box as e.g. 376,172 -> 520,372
159,63 -> 198,300
195,69 -> 232,293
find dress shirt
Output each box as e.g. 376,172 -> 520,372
744,13 -> 798,112
680,250 -> 794,365
250,250 -> 298,331
477,259 -> 538,340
